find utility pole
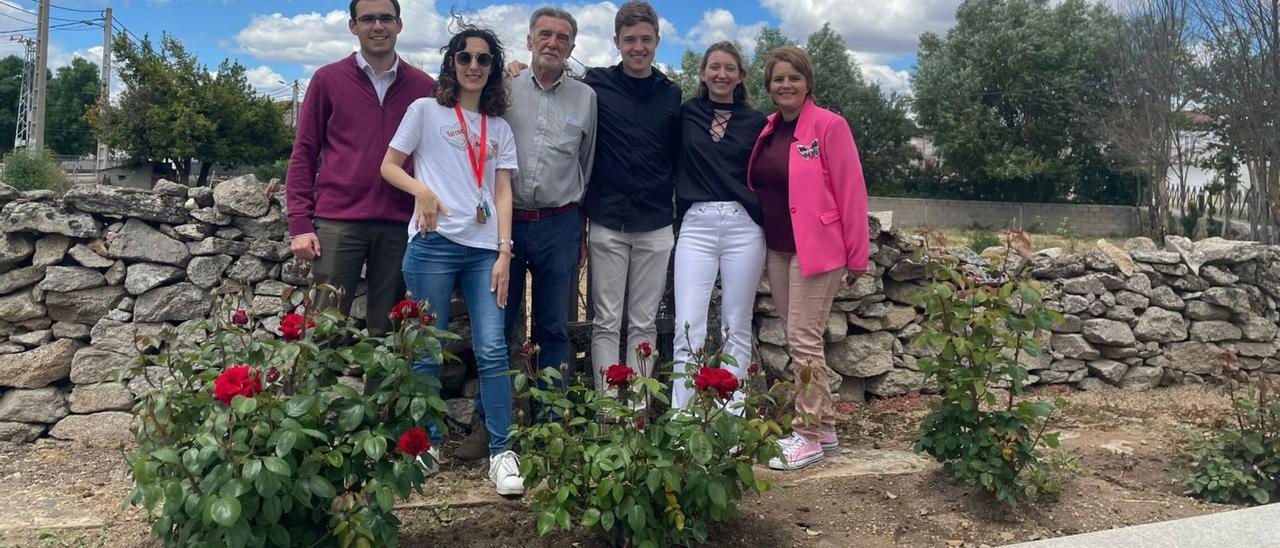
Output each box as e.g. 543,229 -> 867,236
95,8 -> 112,171
291,79 -> 300,128
12,36 -> 35,150
29,0 -> 50,153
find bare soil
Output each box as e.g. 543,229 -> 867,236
0,385 -> 1243,547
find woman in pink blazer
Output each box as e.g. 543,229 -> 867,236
747,46 -> 869,470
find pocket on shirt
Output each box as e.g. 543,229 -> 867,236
819,208 -> 841,225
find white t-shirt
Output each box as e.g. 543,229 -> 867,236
390,99 -> 518,249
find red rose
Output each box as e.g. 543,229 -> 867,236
604,364 -> 636,389
748,362 -> 760,376
637,341 -> 652,358
278,313 -> 314,341
397,428 -> 431,456
231,309 -> 249,326
213,365 -> 263,405
522,341 -> 539,355
421,311 -> 437,326
635,416 -> 646,429
265,367 -> 281,383
390,299 -> 420,321
694,367 -> 740,400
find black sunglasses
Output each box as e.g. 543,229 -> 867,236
454,52 -> 493,67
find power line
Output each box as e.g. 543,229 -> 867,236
16,0 -> 102,14
0,0 -> 92,23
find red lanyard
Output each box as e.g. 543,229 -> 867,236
454,105 -> 487,191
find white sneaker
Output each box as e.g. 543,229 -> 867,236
488,450 -> 525,496
416,447 -> 440,477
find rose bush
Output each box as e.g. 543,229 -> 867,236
125,286 -> 456,547
514,342 -> 785,547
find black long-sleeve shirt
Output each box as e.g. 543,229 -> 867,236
582,64 -> 683,233
674,97 -> 768,225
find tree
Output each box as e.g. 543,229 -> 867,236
745,27 -> 794,114
1096,0 -> 1195,237
0,55 -> 24,155
803,24 -> 918,194
672,48 -> 701,101
46,57 -> 101,156
90,33 -> 291,186
912,0 -> 1135,204
1193,1 -> 1280,243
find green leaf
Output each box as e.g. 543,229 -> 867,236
231,395 -> 258,415
210,496 -> 241,527
338,404 -> 365,432
581,507 -> 601,527
600,509 -> 615,531
1249,487 -> 1270,504
536,510 -> 557,536
364,434 -> 387,460
276,429 -> 298,457
627,503 -> 645,532
309,475 -> 336,500
708,481 -> 728,509
242,459 -> 263,481
267,523 -> 290,547
377,485 -> 394,513
152,447 -> 179,464
688,432 -> 713,464
284,394 -> 316,418
264,456 -> 290,476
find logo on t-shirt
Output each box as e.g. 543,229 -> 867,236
441,124 -> 498,157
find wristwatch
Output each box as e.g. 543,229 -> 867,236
497,238 -> 514,250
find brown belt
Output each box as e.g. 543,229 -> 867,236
513,203 -> 578,222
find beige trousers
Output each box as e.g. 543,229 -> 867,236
765,250 -> 842,439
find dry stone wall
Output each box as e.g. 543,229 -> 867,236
752,222 -> 1280,400
1,179 -> 1278,444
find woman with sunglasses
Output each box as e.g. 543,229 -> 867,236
380,26 -> 525,496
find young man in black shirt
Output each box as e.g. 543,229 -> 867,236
581,1 -> 682,391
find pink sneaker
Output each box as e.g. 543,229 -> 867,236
768,433 -> 825,470
815,430 -> 839,452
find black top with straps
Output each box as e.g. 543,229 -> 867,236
674,97 -> 768,225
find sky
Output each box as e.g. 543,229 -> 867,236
0,0 -> 968,102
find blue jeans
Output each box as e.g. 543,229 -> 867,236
403,232 -> 511,456
505,209 -> 582,383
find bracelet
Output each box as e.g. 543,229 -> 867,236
497,238 -> 514,249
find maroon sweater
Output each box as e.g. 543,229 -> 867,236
285,54 -> 436,236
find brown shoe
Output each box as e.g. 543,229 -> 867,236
455,420 -> 489,461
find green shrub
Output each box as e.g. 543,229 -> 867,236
2,148 -> 66,192
514,343 -> 784,547
1173,352 -> 1280,505
912,229 -> 1067,506
126,287 -> 454,547
252,157 -> 289,185
967,229 -> 1002,254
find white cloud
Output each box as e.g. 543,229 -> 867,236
245,65 -> 286,90
233,1 -> 680,77
762,0 -> 960,55
686,8 -> 766,50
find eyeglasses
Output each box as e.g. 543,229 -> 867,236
454,52 -> 493,67
354,15 -> 398,26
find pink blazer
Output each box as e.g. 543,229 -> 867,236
747,98 -> 869,277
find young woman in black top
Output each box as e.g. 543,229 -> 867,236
670,42 -> 768,412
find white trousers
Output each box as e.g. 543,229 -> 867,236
670,202 -> 766,410
589,223 -> 675,390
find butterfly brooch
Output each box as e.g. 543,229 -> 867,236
797,139 -> 820,160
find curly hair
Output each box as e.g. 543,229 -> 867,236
435,26 -> 509,117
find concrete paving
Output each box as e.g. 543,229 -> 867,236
1007,503 -> 1280,548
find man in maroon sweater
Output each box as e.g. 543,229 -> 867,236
285,0 -> 435,335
